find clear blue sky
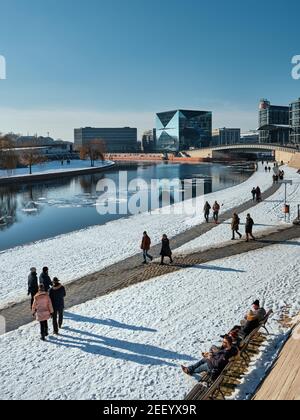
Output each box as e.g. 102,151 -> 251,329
0,0 -> 299,139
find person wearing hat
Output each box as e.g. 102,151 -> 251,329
28,267 -> 39,308
32,284 -> 54,341
49,278 -> 66,335
181,335 -> 238,379
240,300 -> 266,338
39,267 -> 53,292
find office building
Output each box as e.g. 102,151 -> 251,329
212,128 -> 240,146
258,99 -> 290,144
74,127 -> 138,153
155,109 -> 212,153
142,129 -> 156,152
290,98 -> 300,145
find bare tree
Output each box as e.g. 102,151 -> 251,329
20,148 -> 47,175
80,139 -> 106,167
0,134 -> 18,171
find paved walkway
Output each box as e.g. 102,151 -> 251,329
2,182 -> 299,334
254,324 -> 300,400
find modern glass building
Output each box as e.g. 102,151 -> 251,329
290,98 -> 300,145
74,127 -> 137,153
258,99 -> 290,144
155,110 -> 212,153
212,128 -> 241,146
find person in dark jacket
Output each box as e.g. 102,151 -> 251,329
160,234 -> 173,265
212,201 -> 221,224
141,231 -> 153,264
240,300 -> 267,338
49,277 -> 66,335
28,267 -> 39,308
203,202 -> 211,223
231,213 -> 242,240
251,188 -> 256,201
256,186 -> 262,202
39,267 -> 53,292
245,213 -> 256,242
182,335 -> 238,379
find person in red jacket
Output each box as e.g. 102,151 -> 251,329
141,231 -> 153,264
32,284 -> 54,341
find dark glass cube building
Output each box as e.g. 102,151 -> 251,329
155,110 -> 212,152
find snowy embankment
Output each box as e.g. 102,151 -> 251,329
0,240 -> 299,400
0,165 -> 273,307
176,166 -> 300,255
0,160 -> 114,179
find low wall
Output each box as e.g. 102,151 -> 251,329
289,152 -> 300,169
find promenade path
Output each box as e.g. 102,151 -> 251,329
2,182 -> 299,333
253,322 -> 300,400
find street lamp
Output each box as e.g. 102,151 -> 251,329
280,180 -> 293,222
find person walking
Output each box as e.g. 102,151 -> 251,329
39,267 -> 53,292
141,231 -> 153,264
256,186 -> 262,202
203,201 -> 211,223
251,187 -> 256,201
212,201 -> 221,224
160,234 -> 173,265
28,267 -> 39,308
49,278 -> 66,335
32,284 -> 54,341
231,213 -> 242,240
245,214 -> 256,242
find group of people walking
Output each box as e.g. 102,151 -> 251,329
251,186 -> 262,202
231,213 -> 255,242
141,232 -> 173,265
181,300 -> 267,380
203,201 -> 221,224
28,267 -> 66,341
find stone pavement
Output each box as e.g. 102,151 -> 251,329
2,182 -> 299,334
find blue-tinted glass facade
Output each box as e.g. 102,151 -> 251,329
155,110 -> 212,152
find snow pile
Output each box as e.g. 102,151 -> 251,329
0,241 -> 299,400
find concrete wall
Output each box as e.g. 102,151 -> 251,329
289,152 -> 300,169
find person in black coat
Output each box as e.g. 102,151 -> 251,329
39,267 -> 53,292
49,277 -> 66,335
245,213 -> 256,242
160,234 -> 173,265
28,267 -> 38,308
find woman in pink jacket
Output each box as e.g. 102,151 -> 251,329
32,284 -> 54,341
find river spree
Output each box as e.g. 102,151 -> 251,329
0,161 -> 253,251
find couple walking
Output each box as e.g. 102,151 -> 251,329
231,213 -> 256,242
141,232 -> 173,266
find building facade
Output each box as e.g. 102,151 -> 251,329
258,99 -> 290,144
74,127 -> 138,153
290,98 -> 300,145
155,110 -> 212,153
142,129 -> 156,152
212,128 -> 240,146
240,130 -> 259,144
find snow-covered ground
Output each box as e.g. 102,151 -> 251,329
0,165 -> 276,307
0,241 -> 299,400
0,167 -> 300,307
176,166 -> 300,255
0,159 -> 114,179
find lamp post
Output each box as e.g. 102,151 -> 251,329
281,180 -> 293,222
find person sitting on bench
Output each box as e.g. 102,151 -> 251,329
240,300 -> 266,337
181,335 -> 238,379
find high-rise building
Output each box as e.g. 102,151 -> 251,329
258,99 -> 290,144
74,127 -> 137,153
212,128 -> 241,146
155,109 -> 212,153
142,129 -> 156,152
290,98 -> 300,145
240,130 -> 259,144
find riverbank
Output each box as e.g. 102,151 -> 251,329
0,161 -> 116,185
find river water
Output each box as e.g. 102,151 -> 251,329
0,161 -> 253,251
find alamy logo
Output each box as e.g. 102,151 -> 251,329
292,55 -> 300,80
0,55 -> 6,80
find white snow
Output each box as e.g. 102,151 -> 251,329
0,241 -> 299,400
0,160 -> 114,179
176,166 -> 300,255
0,165 -> 277,307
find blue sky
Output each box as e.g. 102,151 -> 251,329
0,0 -> 299,140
